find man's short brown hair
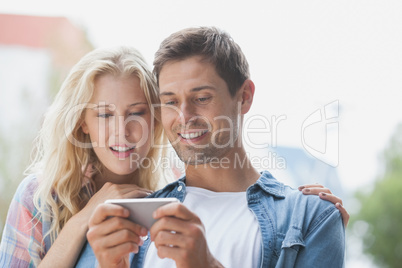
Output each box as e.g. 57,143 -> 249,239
153,26 -> 250,97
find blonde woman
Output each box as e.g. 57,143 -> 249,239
0,47 -> 167,267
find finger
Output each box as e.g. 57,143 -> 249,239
119,184 -> 154,195
94,227 -> 144,249
110,241 -> 140,255
150,216 -> 190,240
110,185 -> 153,198
88,216 -> 147,239
318,192 -> 343,205
153,203 -> 195,221
122,191 -> 151,199
153,230 -> 187,248
336,203 -> 349,227
155,244 -> 184,262
98,241 -> 140,263
89,204 -> 129,227
298,184 -> 325,191
301,187 -> 331,195
101,183 -> 153,197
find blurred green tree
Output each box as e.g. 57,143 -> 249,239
352,123 -> 402,268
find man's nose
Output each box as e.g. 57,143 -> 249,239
179,101 -> 197,124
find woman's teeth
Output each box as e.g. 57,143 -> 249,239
110,146 -> 135,152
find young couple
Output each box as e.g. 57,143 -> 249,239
0,27 -> 347,267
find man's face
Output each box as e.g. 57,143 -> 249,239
158,56 -> 242,165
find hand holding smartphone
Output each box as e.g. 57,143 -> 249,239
105,198 -> 179,230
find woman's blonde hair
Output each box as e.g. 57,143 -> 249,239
29,46 -> 166,243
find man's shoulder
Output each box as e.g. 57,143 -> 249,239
258,171 -> 340,232
278,186 -> 341,241
258,170 -> 334,209
282,186 -> 336,216
149,176 -> 185,198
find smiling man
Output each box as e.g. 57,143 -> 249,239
158,55 -> 247,168
84,27 -> 346,268
137,27 -> 345,267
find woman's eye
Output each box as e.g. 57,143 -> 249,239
97,113 -> 112,118
129,112 -> 145,116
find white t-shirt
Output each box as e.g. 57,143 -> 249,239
143,186 -> 262,267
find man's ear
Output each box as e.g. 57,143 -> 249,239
238,79 -> 255,115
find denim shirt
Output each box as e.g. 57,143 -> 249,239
75,171 -> 345,268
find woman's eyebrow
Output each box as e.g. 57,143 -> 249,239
91,102 -> 147,110
128,102 -> 148,107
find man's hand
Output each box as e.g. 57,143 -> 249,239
298,184 -> 350,227
87,203 -> 148,268
150,203 -> 223,268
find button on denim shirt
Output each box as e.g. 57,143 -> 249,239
75,171 -> 345,268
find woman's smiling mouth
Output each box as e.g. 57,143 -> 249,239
110,145 -> 136,158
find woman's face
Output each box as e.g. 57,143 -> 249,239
82,74 -> 152,176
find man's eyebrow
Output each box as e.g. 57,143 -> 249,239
191,85 -> 216,92
159,86 -> 216,97
159,92 -> 175,97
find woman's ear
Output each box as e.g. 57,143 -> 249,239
239,79 -> 255,115
81,120 -> 89,134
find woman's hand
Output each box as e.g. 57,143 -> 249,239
38,183 -> 151,268
80,182 -> 153,221
298,184 -> 349,227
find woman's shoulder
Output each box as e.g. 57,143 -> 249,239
15,174 -> 39,194
12,174 -> 40,211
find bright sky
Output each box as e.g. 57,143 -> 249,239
2,0 -> 402,194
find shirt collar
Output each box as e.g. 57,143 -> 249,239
254,170 -> 286,199
159,171 -> 285,198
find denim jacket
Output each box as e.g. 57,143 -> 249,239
75,171 -> 345,268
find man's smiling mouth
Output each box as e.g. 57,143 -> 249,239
178,130 -> 208,140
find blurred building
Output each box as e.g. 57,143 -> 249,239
0,13 -> 93,129
270,146 -> 344,197
0,13 -> 93,232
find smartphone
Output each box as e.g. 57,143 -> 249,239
104,197 -> 180,229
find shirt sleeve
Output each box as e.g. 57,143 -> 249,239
0,175 -> 45,267
299,206 -> 345,267
276,205 -> 345,268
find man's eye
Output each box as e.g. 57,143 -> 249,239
197,96 -> 211,102
164,100 -> 177,105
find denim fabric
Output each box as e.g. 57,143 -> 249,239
75,171 -> 345,268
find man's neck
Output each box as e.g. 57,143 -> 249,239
184,147 -> 260,192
